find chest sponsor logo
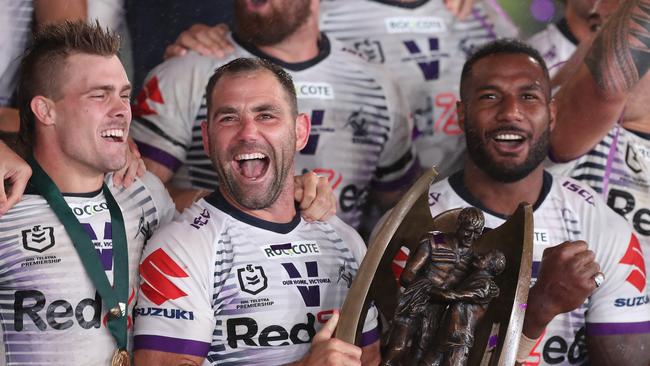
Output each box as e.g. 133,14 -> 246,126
281,261 -> 331,307
351,39 -> 385,64
606,188 -> 650,236
295,82 -> 334,100
522,328 -> 587,365
134,306 -> 195,320
22,225 -> 55,253
140,248 -> 189,305
615,295 -> 650,307
385,16 -> 446,34
69,201 -> 109,218
14,288 -> 135,332
263,241 -> 320,259
190,208 -> 210,229
237,264 -> 268,295
618,234 -> 647,293
533,229 -> 551,246
225,310 -> 333,348
402,37 -> 449,81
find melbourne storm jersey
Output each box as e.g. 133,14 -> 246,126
427,171 -> 650,366
549,125 -> 650,291
133,190 -> 379,365
130,32 -> 416,230
319,0 -> 518,176
527,19 -> 578,78
0,172 -> 175,366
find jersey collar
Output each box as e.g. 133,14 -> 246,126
204,189 -> 301,234
232,32 -> 331,72
447,169 -> 553,220
369,0 -> 430,9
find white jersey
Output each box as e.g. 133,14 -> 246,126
130,33 -> 416,230
427,171 -> 650,366
319,0 -> 518,176
0,0 -> 33,107
0,172 -> 175,365
133,190 -> 379,365
549,125 -> 650,291
527,19 -> 578,78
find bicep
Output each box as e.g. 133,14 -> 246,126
134,350 -> 204,366
587,333 -> 650,366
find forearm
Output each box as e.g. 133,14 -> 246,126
585,0 -> 650,95
521,285 -> 555,338
587,333 -> 650,366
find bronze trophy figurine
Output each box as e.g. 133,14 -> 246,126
335,169 -> 533,366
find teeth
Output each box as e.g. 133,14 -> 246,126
494,133 -> 523,141
100,129 -> 124,138
235,153 -> 266,161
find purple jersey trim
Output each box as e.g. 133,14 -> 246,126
135,140 -> 183,171
134,335 -> 210,357
586,321 -> 650,336
371,159 -> 420,191
360,326 -> 380,347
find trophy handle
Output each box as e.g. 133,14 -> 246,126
335,167 -> 438,343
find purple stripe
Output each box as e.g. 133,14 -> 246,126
360,326 -> 380,347
134,335 -> 210,357
135,140 -> 183,171
371,160 -> 420,191
586,321 -> 650,336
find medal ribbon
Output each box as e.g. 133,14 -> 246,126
27,156 -> 128,350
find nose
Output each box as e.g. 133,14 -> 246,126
235,114 -> 259,142
110,94 -> 130,119
496,95 -> 523,123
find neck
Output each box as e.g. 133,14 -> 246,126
462,160 -> 546,217
218,179 -> 297,224
33,141 -> 104,194
622,118 -> 650,134
257,15 -> 320,63
565,6 -> 592,43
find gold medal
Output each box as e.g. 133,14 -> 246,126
111,349 -> 130,366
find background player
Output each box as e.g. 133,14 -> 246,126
427,38 -> 650,365
130,0 -> 417,234
133,57 -> 380,366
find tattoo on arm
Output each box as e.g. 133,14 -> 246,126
585,0 -> 650,93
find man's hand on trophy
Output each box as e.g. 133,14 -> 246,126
523,241 -> 599,338
292,311 -> 363,366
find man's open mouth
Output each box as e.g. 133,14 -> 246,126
234,152 -> 270,180
100,128 -> 126,143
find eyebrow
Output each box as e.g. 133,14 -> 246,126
251,103 -> 282,113
474,83 -> 544,92
85,84 -> 132,94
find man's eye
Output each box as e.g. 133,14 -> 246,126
258,113 -> 274,120
479,94 -> 496,100
522,93 -> 539,100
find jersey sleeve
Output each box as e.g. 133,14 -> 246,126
140,171 -> 178,226
133,204 -> 218,358
584,200 -> 650,335
327,216 -> 380,346
369,68 -> 418,191
129,52 -> 216,173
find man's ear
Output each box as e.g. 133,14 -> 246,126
201,120 -> 211,155
30,96 -> 56,126
295,112 -> 311,151
457,101 -> 466,132
548,97 -> 557,132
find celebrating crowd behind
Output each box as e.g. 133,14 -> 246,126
0,0 -> 650,365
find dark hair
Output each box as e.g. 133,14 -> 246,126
205,57 -> 298,118
459,38 -> 550,100
17,20 -> 121,146
457,207 -> 485,230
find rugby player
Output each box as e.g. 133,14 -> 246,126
133,57 -> 381,366
130,0 -> 417,232
426,38 -> 650,366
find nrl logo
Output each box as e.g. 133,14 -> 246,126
237,264 -> 268,295
22,225 -> 55,253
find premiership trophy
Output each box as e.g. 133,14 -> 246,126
335,168 -> 534,366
